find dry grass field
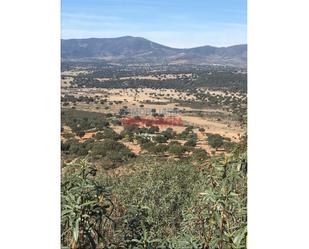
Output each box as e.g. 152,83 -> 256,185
61,69 -> 246,160
62,92 -> 244,142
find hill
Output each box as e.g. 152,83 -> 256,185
61,36 -> 247,67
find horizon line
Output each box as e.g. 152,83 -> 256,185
61,35 -> 247,49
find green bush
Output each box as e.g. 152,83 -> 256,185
207,133 -> 224,149
76,130 -> 85,138
168,143 -> 186,157
94,131 -> 104,140
148,126 -> 159,134
162,128 -> 176,139
154,144 -> 168,154
91,139 -> 135,168
102,128 -> 122,141
198,127 -> 205,133
61,135 -> 247,248
191,148 -> 209,161
61,138 -> 92,156
154,135 -> 168,144
184,139 -> 197,148
178,127 -> 197,140
107,159 -> 201,245
61,109 -> 109,133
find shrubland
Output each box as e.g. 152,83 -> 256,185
61,136 -> 247,249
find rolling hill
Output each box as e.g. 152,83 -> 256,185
61,36 -> 247,67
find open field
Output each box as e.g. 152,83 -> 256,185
61,83 -> 245,143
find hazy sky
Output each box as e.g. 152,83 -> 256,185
62,0 -> 247,48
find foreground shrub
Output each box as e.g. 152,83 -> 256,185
61,160 -> 113,249
61,141 -> 247,248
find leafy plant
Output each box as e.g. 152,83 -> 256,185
61,160 -> 114,248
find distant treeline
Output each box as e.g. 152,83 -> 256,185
71,71 -> 247,92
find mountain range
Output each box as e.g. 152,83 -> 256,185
61,36 -> 247,67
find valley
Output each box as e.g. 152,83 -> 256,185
61,39 -> 247,249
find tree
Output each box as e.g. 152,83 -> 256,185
207,133 -> 224,149
162,128 -> 176,139
185,126 -> 194,132
136,136 -> 150,145
198,127 -> 205,133
154,135 -> 168,144
184,139 -> 197,148
76,130 -> 85,138
148,126 -> 159,134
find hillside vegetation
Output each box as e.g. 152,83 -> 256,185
61,130 -> 247,248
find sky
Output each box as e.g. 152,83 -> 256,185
61,0 -> 247,48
